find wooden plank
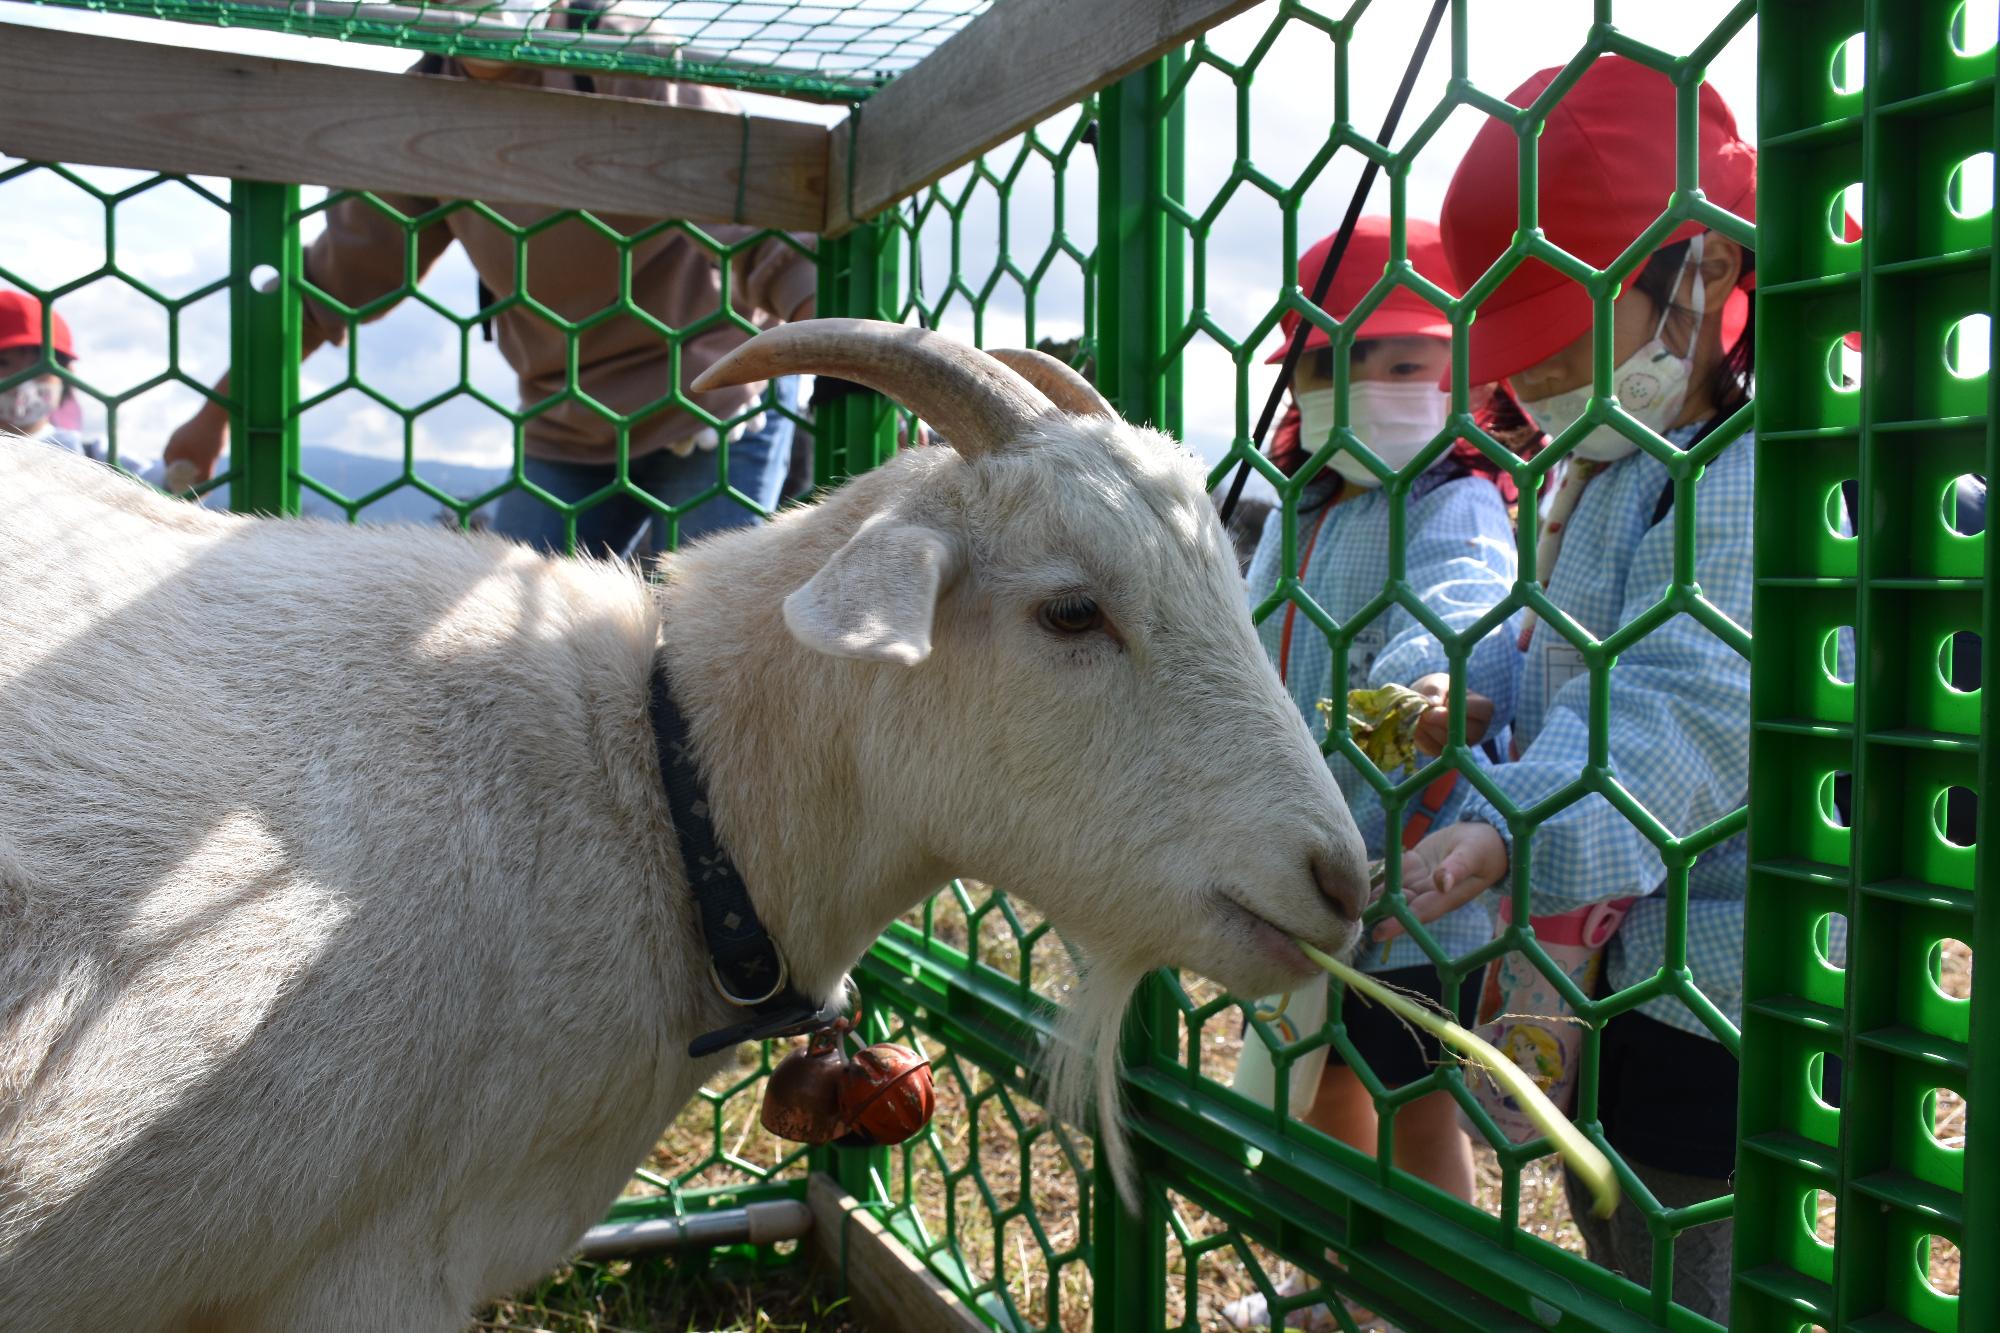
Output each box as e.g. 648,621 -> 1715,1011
805,1173 -> 988,1333
823,0 -> 1260,234
0,23 -> 828,231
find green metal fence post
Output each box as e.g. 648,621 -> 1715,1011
813,214 -> 902,1208
813,218 -> 902,490
1092,53 -> 1183,1333
1096,58 -> 1184,438
227,180 -> 301,517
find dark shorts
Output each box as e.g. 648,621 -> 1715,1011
1323,963 -> 1482,1088
1594,1008 -> 1742,1178
1592,1004 -> 1845,1182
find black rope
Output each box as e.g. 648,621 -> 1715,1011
476,0 -> 612,342
1216,0 -> 1449,526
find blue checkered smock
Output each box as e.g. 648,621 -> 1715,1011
1455,426 -> 1784,1038
1246,469 -> 1521,972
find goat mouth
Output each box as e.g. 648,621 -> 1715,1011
1218,894 -> 1315,976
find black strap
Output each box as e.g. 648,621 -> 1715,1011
470,1 -> 607,342
560,0 -> 607,93
1650,478 -> 1675,528
649,661 -> 843,1056
1647,402 -> 1772,528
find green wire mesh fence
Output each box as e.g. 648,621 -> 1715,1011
26,0 -> 991,99
1,0 -> 1993,1329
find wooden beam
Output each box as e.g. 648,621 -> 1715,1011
805,1174 -> 988,1333
824,0 -> 1260,234
0,23 -> 828,232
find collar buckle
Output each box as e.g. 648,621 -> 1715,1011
708,953 -> 790,1008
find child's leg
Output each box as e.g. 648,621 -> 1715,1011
1304,1069 -> 1473,1202
1563,1163 -> 1732,1321
1302,1063 -> 1377,1149
1388,1088 -> 1474,1201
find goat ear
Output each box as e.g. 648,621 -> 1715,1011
783,515 -> 959,665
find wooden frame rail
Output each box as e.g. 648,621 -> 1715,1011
0,22 -> 829,231
822,0 -> 1259,234
804,1174 -> 988,1333
4,0 -> 1270,237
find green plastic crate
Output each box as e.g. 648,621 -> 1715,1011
1741,3 -> 1995,1330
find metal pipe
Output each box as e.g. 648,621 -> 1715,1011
576,1199 -> 812,1260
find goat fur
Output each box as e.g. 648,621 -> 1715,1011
0,426 -> 1363,1332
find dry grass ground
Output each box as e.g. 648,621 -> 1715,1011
473,911 -> 1972,1331
476,1258 -> 860,1333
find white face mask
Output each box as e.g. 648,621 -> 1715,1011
0,379 -> 58,431
1295,381 -> 1451,488
1519,235 -> 1707,461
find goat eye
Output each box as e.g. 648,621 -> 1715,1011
1037,595 -> 1102,635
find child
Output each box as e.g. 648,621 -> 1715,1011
1382,58 -> 1766,1322
1224,217 -> 1521,1331
0,290 -> 122,469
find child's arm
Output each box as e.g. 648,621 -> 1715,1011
1368,477 -> 1522,735
1444,446 -> 1754,919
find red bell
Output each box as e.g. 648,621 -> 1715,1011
836,1043 -> 935,1147
760,1043 -> 848,1145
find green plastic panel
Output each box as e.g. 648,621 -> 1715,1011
1741,2 -> 1995,1330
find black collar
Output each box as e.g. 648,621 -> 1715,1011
649,660 -> 843,1058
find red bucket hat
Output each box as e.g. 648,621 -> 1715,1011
1440,56 -> 1756,386
1265,215 -> 1455,363
0,289 -> 76,361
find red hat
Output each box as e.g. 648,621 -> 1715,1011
1440,57 -> 1755,385
1265,216 -> 1455,363
0,289 -> 75,361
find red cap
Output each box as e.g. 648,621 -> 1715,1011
1265,216 -> 1454,363
1440,57 -> 1755,385
0,289 -> 75,361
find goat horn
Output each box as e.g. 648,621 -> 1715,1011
985,349 -> 1115,419
691,319 -> 1051,458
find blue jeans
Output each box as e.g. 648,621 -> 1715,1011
492,376 -> 798,558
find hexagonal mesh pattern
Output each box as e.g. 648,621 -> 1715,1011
7,1 -> 1993,1329
281,188 -> 815,542
0,160 -> 234,484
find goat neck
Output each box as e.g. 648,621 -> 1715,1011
649,470 -> 950,1018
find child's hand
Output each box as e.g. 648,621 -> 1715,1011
1372,820 -> 1507,940
1410,672 -> 1494,756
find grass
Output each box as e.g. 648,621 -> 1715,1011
469,907 -> 1972,1330
873,887 -> 1595,1332
475,1258 -> 860,1333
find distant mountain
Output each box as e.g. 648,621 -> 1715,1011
294,446 -> 507,526
202,446 -> 507,527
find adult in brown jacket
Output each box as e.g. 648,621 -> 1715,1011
165,7 -> 815,556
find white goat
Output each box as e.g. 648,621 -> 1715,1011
0,320 -> 1366,1333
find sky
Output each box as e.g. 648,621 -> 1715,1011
1,0 -> 1775,499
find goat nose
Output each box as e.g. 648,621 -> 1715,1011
1311,847 -> 1365,923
